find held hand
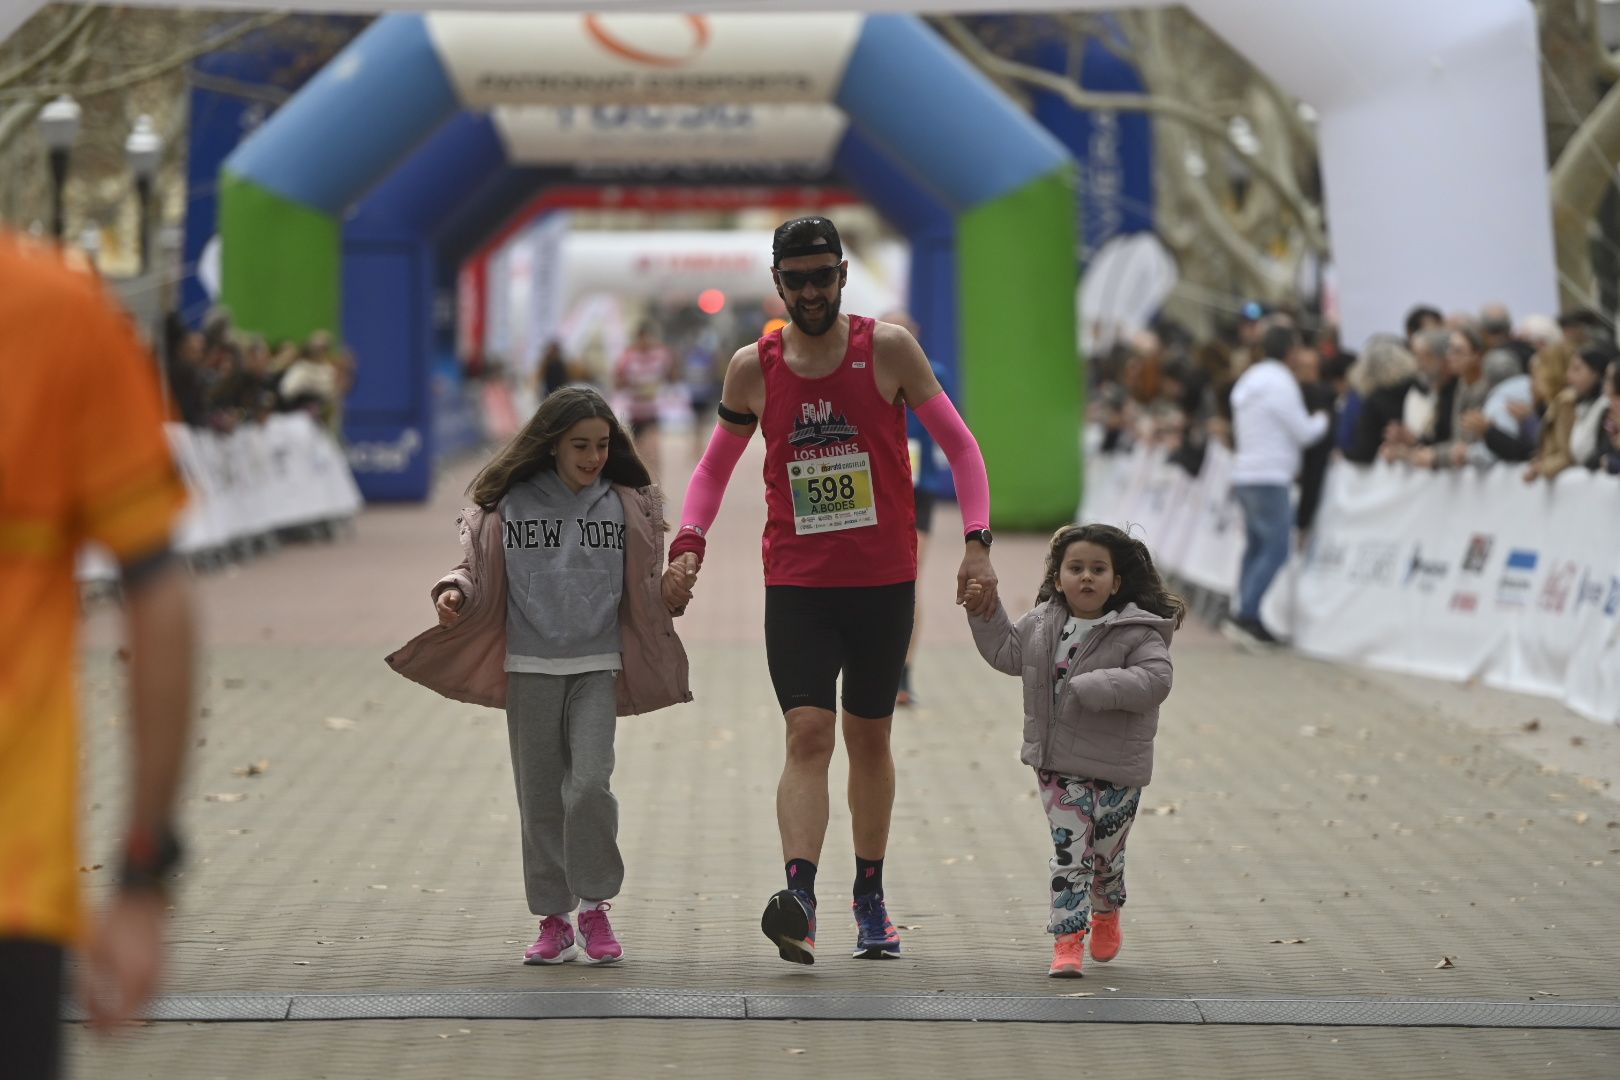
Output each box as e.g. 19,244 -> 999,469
962,579 -> 986,618
1459,410 -> 1489,437
1448,441 -> 1469,468
957,546 -> 997,617
436,588 -> 463,627
83,890 -> 168,1031
662,553 -> 699,615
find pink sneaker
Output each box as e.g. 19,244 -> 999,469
577,903 -> 624,964
523,915 -> 577,965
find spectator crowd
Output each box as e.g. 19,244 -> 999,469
161,308 -> 356,439
1091,301 -> 1620,645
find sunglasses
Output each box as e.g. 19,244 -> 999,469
776,264 -> 842,290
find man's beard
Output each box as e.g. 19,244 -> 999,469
789,294 -> 841,336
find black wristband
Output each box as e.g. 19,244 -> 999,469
118,824 -> 184,895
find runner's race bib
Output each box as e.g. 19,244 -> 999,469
787,451 -> 877,535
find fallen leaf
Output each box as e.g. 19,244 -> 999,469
205,793 -> 247,803
324,717 -> 356,731
418,887 -> 445,894
786,1049 -> 806,1056
1269,938 -> 1310,945
223,677 -> 246,690
1057,992 -> 1095,997
1152,804 -> 1178,816
231,759 -> 271,778
1570,736 -> 1586,747
942,857 -> 959,866
1435,957 -> 1455,969
293,961 -> 310,966
369,884 -> 389,890
1521,720 -> 1541,733
1574,812 -> 1590,825
77,864 -> 103,873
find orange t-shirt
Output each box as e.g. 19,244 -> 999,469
0,234 -> 186,945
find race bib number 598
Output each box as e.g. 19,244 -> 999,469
788,452 -> 877,535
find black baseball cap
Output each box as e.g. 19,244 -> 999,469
772,216 -> 843,267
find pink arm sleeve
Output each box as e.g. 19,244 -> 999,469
668,423 -> 750,564
913,392 -> 990,533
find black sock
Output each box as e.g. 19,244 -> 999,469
786,858 -> 817,901
854,856 -> 884,898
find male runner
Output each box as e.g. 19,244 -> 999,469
661,217 -> 998,964
0,230 -> 196,1078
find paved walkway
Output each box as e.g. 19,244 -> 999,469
67,438 -> 1620,1078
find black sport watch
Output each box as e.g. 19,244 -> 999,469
964,528 -> 994,548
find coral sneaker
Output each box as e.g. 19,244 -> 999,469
761,888 -> 817,965
523,915 -> 577,965
1090,910 -> 1122,963
1048,931 -> 1086,978
577,903 -> 624,964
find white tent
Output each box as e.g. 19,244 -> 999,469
7,1 -> 1558,344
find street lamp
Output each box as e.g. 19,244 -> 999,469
38,94 -> 81,240
125,114 -> 163,273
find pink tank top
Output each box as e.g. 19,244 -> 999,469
758,316 -> 917,587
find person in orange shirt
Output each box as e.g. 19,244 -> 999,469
0,231 -> 196,1079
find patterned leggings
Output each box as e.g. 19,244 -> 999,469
1037,770 -> 1142,936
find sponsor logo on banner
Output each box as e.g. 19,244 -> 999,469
1573,570 -> 1607,612
1461,533 -> 1494,574
1304,536 -> 1348,574
1538,561 -> 1579,613
1403,545 -> 1450,592
347,428 -> 423,474
1349,541 -> 1401,585
432,13 -> 863,107
1495,548 -> 1539,608
1449,591 -> 1479,613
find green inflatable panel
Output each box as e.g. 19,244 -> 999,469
957,168 -> 1083,531
218,173 -> 341,345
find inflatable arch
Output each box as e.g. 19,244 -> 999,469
219,13 -> 1079,522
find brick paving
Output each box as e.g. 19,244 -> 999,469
66,441 -> 1620,1078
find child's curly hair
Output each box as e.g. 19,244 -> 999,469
1036,523 -> 1186,628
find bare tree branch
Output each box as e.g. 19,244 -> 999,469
0,12 -> 285,102
0,5 -> 105,91
1579,0 -> 1620,84
0,9 -> 106,158
935,14 -> 1327,253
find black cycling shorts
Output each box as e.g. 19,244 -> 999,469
764,582 -> 915,719
0,938 -> 65,1079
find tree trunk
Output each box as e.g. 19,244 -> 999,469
1548,72 -> 1620,311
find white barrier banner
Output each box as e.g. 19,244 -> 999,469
1081,443 -> 1620,725
78,414 -> 363,582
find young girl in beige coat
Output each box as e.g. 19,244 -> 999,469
964,523 -> 1182,978
389,387 -> 691,967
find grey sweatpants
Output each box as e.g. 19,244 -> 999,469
505,670 -> 623,915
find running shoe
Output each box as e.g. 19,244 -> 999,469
1048,931 -> 1085,978
1089,910 -> 1122,963
761,888 -> 817,965
523,915 -> 577,965
577,903 -> 624,965
851,893 -> 902,959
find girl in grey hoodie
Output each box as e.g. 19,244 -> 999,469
963,524 -> 1182,978
414,387 -> 690,969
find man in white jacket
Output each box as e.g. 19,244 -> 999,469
1224,323 -> 1329,644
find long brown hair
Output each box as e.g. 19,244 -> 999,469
468,386 -> 650,508
1037,523 -> 1186,628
